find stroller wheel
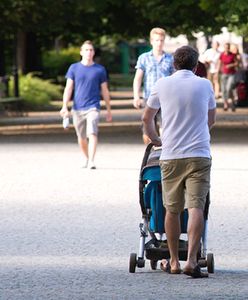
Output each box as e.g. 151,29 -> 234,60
150,260 -> 158,270
198,258 -> 207,268
129,253 -> 137,273
137,258 -> 145,268
207,253 -> 215,273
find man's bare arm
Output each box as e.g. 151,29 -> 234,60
60,78 -> 74,117
208,108 -> 216,129
101,81 -> 112,122
133,68 -> 144,108
142,106 -> 161,146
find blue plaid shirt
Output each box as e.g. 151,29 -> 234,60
135,50 -> 174,100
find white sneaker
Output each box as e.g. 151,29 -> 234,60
82,160 -> 88,168
88,161 -> 96,169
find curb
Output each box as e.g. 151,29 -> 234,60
1,119 -> 248,136
0,101 -> 248,135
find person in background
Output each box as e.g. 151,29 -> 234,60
142,45 -> 216,278
133,27 -> 174,144
60,40 -> 112,169
230,44 -> 243,70
203,41 -> 221,98
217,42 -> 238,111
195,60 -> 207,78
241,47 -> 248,71
230,44 -> 243,104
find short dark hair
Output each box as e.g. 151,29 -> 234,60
173,46 -> 199,71
81,40 -> 94,49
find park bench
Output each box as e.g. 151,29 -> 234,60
0,76 -> 23,113
0,97 -> 23,113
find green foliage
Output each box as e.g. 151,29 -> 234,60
2,0 -> 248,79
42,47 -> 80,81
97,44 -> 121,74
9,73 -> 62,108
130,0 -> 219,37
200,0 -> 248,37
0,81 -> 6,95
42,45 -> 122,80
0,0 -> 81,37
2,0 -> 248,43
108,74 -> 133,90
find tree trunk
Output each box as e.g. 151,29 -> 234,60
17,31 -> 42,74
188,38 -> 197,49
25,32 -> 42,73
0,39 -> 6,76
17,31 -> 27,74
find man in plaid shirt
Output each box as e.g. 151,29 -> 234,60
133,27 -> 174,144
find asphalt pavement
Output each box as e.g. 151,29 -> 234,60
0,90 -> 248,299
0,128 -> 248,299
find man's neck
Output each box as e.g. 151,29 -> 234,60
152,49 -> 164,59
81,59 -> 94,66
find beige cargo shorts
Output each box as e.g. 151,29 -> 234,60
160,157 -> 211,213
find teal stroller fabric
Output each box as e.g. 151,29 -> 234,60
144,180 -> 165,233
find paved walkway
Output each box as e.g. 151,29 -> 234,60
0,129 -> 247,299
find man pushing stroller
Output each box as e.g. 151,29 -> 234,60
142,46 -> 216,278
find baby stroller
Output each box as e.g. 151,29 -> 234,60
129,143 -> 214,274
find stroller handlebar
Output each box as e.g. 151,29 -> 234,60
140,143 -> 161,173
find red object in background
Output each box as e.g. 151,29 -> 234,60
195,61 -> 207,78
237,82 -> 247,101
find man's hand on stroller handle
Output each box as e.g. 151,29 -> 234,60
151,136 -> 162,147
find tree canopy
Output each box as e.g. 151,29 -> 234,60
1,0 -> 248,74
199,0 -> 248,39
0,0 -> 247,40
1,0 -> 248,44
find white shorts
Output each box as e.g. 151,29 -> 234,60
72,108 -> 100,139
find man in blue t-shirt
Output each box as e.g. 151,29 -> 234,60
60,40 -> 112,169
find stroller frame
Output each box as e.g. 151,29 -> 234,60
129,144 -> 214,273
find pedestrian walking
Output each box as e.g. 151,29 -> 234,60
60,40 -> 112,169
203,41 -> 221,98
142,45 -> 216,278
133,27 -> 174,144
217,42 -> 238,111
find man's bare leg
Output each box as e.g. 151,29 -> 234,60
78,137 -> 88,161
88,134 -> 97,168
164,211 -> 181,271
184,207 -> 204,270
213,74 -> 220,98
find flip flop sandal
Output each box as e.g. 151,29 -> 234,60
170,268 -> 182,274
160,259 -> 171,273
183,265 -> 209,278
160,260 -> 182,274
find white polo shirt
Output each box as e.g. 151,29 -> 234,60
147,70 -> 216,160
